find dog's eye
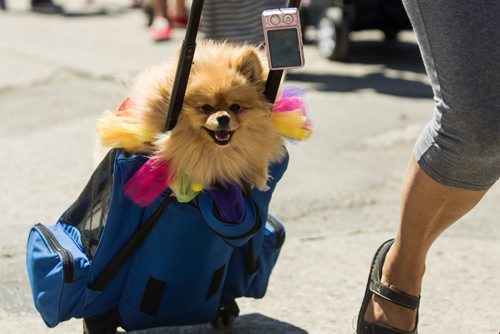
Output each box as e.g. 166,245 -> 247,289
201,104 -> 214,113
229,104 -> 241,112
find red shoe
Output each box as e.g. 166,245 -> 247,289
149,18 -> 172,41
169,15 -> 188,27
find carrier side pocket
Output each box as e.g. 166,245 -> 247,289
26,222 -> 90,327
245,213 -> 286,298
222,213 -> 286,300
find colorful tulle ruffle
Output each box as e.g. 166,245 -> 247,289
97,86 -> 312,206
272,87 -> 313,142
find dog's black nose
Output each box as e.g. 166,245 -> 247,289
217,115 -> 230,127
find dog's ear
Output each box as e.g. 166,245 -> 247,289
235,48 -> 265,86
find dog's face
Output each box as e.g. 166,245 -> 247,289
179,47 -> 272,148
131,42 -> 285,189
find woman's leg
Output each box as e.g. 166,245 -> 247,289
152,0 -> 167,20
175,0 -> 186,17
363,156 -> 487,331
362,0 -> 500,330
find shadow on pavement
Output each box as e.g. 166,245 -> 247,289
128,313 -> 308,334
294,36 -> 433,98
346,39 -> 426,74
287,71 -> 432,99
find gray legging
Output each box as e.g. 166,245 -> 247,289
403,0 -> 500,190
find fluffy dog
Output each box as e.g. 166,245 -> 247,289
99,41 -> 286,198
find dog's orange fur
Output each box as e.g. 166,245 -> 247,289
125,41 -> 285,190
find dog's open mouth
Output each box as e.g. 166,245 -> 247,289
204,128 -> 234,146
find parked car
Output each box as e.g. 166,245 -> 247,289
301,0 -> 412,61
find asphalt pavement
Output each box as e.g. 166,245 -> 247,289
1,1 -> 499,333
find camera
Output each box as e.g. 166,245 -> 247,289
262,7 -> 305,70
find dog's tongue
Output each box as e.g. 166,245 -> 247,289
215,130 -> 230,142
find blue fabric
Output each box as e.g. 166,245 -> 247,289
26,148 -> 289,330
119,194 -> 232,328
222,214 -> 286,300
83,151 -> 148,318
198,193 -> 258,247
26,223 -> 90,327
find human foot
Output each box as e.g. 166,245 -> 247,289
357,240 -> 420,334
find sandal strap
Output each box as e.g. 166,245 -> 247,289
369,239 -> 421,311
370,280 -> 420,310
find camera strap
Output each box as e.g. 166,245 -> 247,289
163,0 -> 302,131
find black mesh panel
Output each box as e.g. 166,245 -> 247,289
60,149 -> 117,259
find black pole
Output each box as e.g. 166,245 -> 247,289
264,0 -> 302,103
164,0 -> 204,131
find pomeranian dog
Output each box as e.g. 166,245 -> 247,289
100,40 -> 286,195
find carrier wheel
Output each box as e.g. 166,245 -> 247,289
83,319 -> 118,334
83,309 -> 119,334
211,299 -> 240,329
317,8 -> 350,61
83,320 -> 89,334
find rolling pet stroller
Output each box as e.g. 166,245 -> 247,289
303,0 -> 411,60
26,0 -> 302,333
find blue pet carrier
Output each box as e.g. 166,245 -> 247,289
27,148 -> 288,332
26,0 -> 302,332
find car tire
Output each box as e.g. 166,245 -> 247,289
317,8 -> 350,61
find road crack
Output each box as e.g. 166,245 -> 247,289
0,67 -> 123,94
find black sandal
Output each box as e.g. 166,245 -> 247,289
357,239 -> 420,334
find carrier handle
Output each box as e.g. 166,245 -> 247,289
164,0 -> 302,131
89,196 -> 173,291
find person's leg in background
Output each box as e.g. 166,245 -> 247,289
150,0 -> 172,42
358,0 -> 500,332
169,0 -> 188,27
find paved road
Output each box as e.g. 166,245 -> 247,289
1,1 -> 499,333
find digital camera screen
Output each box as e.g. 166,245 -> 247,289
267,28 -> 302,68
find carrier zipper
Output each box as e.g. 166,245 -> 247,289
267,215 -> 285,248
35,223 -> 74,283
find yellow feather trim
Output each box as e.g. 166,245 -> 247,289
97,110 -> 156,149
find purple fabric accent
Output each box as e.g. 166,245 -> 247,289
209,183 -> 245,223
281,86 -> 305,98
